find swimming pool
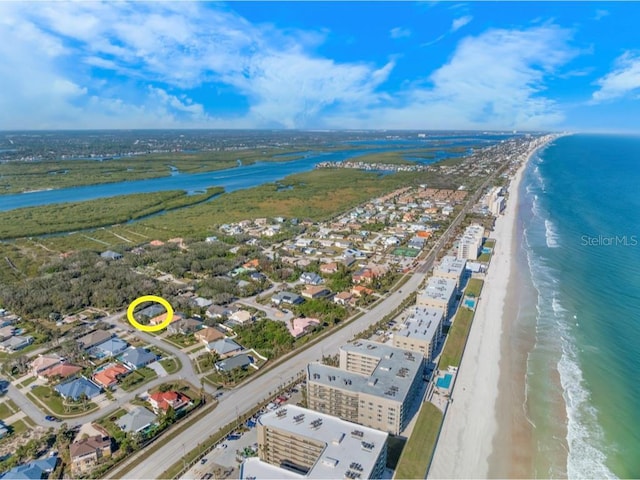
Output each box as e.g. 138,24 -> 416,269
464,298 -> 476,309
436,373 -> 453,389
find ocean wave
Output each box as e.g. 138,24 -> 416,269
558,338 -> 617,479
525,237 -> 616,479
545,219 -> 560,248
533,164 -> 546,191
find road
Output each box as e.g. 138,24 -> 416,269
111,269 -> 427,479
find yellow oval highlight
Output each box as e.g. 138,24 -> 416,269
127,295 -> 174,332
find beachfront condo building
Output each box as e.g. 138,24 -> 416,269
432,255 -> 466,288
393,306 -> 444,362
240,404 -> 388,479
457,224 -> 485,260
306,340 -> 423,435
416,276 -> 457,319
487,186 -> 505,216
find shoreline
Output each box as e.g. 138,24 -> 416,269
428,139 -> 552,479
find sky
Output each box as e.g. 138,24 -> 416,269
1,1 -> 639,132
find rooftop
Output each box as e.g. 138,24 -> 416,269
433,255 -> 466,279
396,306 -> 444,343
242,404 -> 387,479
308,341 -> 422,402
419,276 -> 457,302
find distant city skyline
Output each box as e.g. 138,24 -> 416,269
1,2 -> 639,132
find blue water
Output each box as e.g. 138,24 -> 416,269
436,374 -> 453,389
0,147 -> 404,212
464,299 -> 476,309
520,134 -> 640,478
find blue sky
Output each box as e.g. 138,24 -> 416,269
1,1 -> 639,131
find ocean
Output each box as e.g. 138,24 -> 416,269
517,134 -> 640,478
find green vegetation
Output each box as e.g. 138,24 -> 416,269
478,252 -> 491,262
9,418 -> 29,436
28,386 -> 98,416
395,402 -> 443,479
17,376 -> 36,388
0,402 -> 14,420
0,188 -> 223,239
233,318 -> 294,358
465,278 -> 484,298
159,357 -> 180,374
438,307 -> 476,369
0,149 -> 305,194
484,239 -> 496,248
120,367 -> 157,391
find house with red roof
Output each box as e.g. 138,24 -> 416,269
148,391 -> 191,414
93,364 -> 130,389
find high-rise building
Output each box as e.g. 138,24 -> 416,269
307,341 -> 423,435
240,405 -> 388,479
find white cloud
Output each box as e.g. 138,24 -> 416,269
451,15 -> 473,32
592,52 -> 640,102
324,25 -> 575,130
390,27 -> 411,39
594,9 -> 609,21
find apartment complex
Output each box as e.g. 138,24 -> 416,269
457,224 -> 485,261
393,306 -> 444,362
240,405 -> 387,479
487,186 -> 505,216
416,276 -> 457,318
306,341 -> 423,435
432,255 -> 466,288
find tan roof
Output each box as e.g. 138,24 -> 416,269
69,434 -> 111,459
195,327 -> 225,343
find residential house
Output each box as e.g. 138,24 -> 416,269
333,291 -> 354,306
352,267 -> 376,284
194,327 -> 225,345
206,304 -> 237,320
120,348 -> 157,370
320,262 -> 338,274
286,318 -> 320,338
228,310 -> 253,326
215,353 -> 252,373
167,317 -> 202,335
148,391 -> 191,414
91,337 -> 129,358
117,407 -> 157,434
0,335 -> 33,352
69,434 -> 112,475
77,330 -> 114,350
242,259 -> 260,270
271,291 -> 304,306
55,377 -> 102,401
40,364 -> 82,381
92,364 -> 130,389
206,338 -> 242,357
301,286 -> 332,300
100,250 -> 123,261
1,457 -> 57,480
134,304 -> 165,319
150,312 -> 184,326
351,285 -> 374,297
0,423 -> 8,439
191,297 -> 213,308
0,325 -> 15,341
31,354 -> 63,377
299,272 -> 323,285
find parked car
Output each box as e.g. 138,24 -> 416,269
45,415 -> 59,422
216,443 -> 227,449
200,458 -> 207,465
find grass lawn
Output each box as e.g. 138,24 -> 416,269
438,307 -> 475,369
395,402 -> 443,479
465,278 -> 484,298
120,367 -> 158,392
159,358 -> 181,374
17,376 -> 36,388
28,386 -> 98,416
478,252 -> 491,262
0,403 -> 13,420
164,334 -> 197,348
484,239 -> 496,248
9,419 -> 28,436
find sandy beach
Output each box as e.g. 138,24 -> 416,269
428,146 -> 538,479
